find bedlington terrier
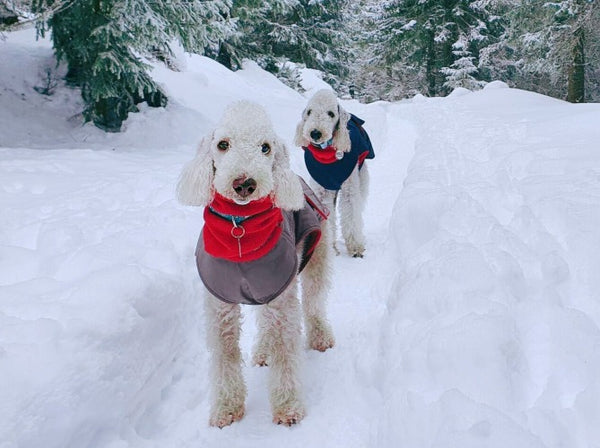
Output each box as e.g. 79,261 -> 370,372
177,101 -> 335,428
294,89 -> 374,258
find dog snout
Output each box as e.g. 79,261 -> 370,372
310,129 -> 322,142
232,176 -> 257,198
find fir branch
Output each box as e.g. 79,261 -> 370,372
0,0 -> 76,31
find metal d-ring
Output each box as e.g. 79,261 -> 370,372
231,218 -> 245,258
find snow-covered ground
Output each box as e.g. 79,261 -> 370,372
2,29 -> 600,448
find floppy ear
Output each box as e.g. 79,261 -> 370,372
333,105 -> 352,153
177,135 -> 215,206
272,137 -> 304,211
294,111 -> 309,148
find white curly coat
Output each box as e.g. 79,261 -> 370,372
177,101 -> 335,428
295,89 -> 369,258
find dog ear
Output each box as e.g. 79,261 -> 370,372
333,105 -> 352,153
294,111 -> 309,148
272,137 -> 304,211
177,134 -> 215,206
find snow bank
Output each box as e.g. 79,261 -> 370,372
381,87 -> 600,447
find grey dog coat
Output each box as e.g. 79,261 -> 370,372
196,180 -> 327,305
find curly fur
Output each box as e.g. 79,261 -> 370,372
178,101 -> 335,427
295,89 -> 369,257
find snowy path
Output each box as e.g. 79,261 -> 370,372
0,106 -> 418,448
122,103 -> 418,447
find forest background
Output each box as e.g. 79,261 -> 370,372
1,0 -> 599,131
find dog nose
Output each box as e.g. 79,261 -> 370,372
232,176 -> 257,198
310,129 -> 322,141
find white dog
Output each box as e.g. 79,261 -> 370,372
177,101 -> 335,428
295,89 -> 374,258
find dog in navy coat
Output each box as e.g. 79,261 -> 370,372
294,89 -> 374,257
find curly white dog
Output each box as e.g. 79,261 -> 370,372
178,101 -> 335,428
295,89 -> 374,258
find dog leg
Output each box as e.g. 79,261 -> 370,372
311,180 -> 339,255
301,221 -> 335,352
331,190 -> 340,255
205,295 -> 246,428
340,168 -> 366,258
261,280 -> 305,426
252,304 -> 273,367
359,163 -> 370,207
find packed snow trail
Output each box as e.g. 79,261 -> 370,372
106,101 -> 418,448
0,31 -> 419,447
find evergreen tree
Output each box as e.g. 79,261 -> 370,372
441,36 -> 486,90
218,0 -> 349,89
215,0 -> 297,70
509,0 -> 600,102
40,0 -> 232,131
373,0 -> 511,98
340,0 -> 394,100
0,1 -> 19,29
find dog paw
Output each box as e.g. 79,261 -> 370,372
308,319 -> 335,352
209,405 -> 245,428
348,245 -> 365,258
273,404 -> 305,426
252,352 -> 269,367
309,335 -> 335,352
333,243 -> 341,256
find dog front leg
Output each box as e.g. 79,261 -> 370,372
261,280 -> 305,425
252,301 -> 274,367
301,221 -> 335,352
311,181 -> 339,255
205,294 -> 246,428
340,168 -> 366,257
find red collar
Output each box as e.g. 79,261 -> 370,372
203,193 -> 283,262
303,143 -> 340,164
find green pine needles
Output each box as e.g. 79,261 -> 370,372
45,0 -> 231,131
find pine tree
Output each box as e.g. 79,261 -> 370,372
0,1 -> 19,29
340,0 -> 394,100
509,0 -> 600,102
441,36 -> 486,90
218,0 -> 349,89
40,0 -> 232,131
373,0 -> 511,98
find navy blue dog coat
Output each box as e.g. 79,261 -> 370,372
303,114 -> 375,191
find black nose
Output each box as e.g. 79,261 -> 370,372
232,177 -> 257,198
310,129 -> 322,141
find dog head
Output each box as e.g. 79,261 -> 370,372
178,101 -> 304,210
294,89 -> 351,153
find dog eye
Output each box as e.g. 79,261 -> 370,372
261,143 -> 271,155
217,140 -> 229,151
306,109 -> 312,116
327,111 -> 335,118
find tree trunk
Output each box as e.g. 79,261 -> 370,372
567,26 -> 585,103
426,30 -> 436,96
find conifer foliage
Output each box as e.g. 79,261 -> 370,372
20,0 -> 600,130
509,0 -> 600,103
43,0 -> 231,131
375,0 -> 510,98
219,0 -> 349,89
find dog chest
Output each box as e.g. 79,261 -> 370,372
196,204 -> 322,305
304,114 -> 374,191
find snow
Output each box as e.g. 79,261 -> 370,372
2,28 -> 600,448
